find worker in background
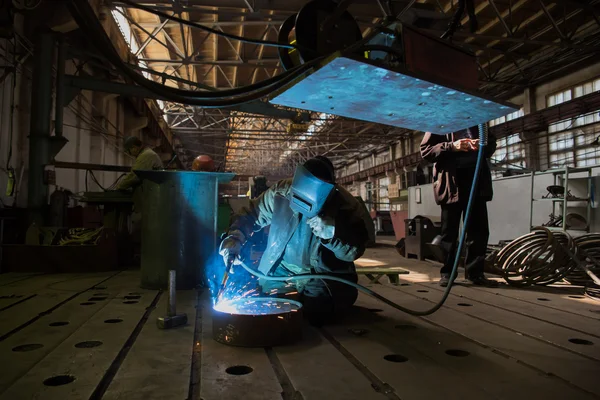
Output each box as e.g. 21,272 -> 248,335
116,136 -> 163,194
420,125 -> 499,288
191,154 -> 215,172
116,136 -> 163,253
219,156 -> 369,326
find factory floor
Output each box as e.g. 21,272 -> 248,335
1,246 -> 599,400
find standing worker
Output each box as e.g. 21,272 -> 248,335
116,136 -> 163,255
420,125 -> 499,288
219,156 -> 369,326
116,136 -> 163,205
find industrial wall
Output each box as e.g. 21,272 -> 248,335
53,61 -> 129,195
408,169 -> 600,244
0,36 -> 135,208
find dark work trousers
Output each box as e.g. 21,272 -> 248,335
439,174 -> 490,279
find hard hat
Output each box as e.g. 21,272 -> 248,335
192,155 -> 215,172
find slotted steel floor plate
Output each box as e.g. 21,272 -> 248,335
269,56 -> 519,135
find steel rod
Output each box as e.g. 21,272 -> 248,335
168,269 -> 176,316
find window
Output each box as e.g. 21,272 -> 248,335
546,78 -> 600,169
548,125 -> 600,168
359,156 -> 373,171
374,151 -> 390,166
490,133 -> 527,178
346,162 -> 359,175
377,177 -> 390,211
489,109 -> 524,127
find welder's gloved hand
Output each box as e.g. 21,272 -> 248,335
218,236 -> 242,265
308,215 -> 335,240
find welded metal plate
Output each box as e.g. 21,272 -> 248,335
212,298 -> 303,347
269,56 -> 519,135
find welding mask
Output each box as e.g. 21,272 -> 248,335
289,165 -> 335,218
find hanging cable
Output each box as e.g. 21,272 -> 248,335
441,0 -> 466,40
68,0 -> 318,107
117,0 -> 297,50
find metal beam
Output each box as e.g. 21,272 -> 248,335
137,21 -> 285,29
52,161 -> 131,173
488,0 -> 513,37
138,58 -> 280,66
539,0 -> 568,40
136,16 -> 171,56
28,32 -> 57,224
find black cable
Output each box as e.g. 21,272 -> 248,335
117,0 -> 296,50
441,0 -> 466,40
69,0 -> 317,107
129,61 -> 309,98
87,170 -> 107,191
108,173 -> 127,190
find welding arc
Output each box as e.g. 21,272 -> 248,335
68,0 -> 318,107
235,126 -> 486,317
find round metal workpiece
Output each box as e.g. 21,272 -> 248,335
212,297 -> 303,347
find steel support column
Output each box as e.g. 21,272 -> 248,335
27,32 -> 55,224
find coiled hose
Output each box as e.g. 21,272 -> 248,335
494,228 -> 600,300
234,124 -> 489,317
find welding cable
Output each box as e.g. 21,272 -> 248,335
68,0 -> 317,106
560,233 -> 600,287
234,124 -> 487,317
116,0 -> 297,50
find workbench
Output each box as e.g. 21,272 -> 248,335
80,191 -> 134,266
0,247 -> 599,400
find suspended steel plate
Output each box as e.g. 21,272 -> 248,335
269,55 -> 519,135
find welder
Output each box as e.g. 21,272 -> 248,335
219,156 -> 369,326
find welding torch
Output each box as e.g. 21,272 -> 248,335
216,256 -> 235,304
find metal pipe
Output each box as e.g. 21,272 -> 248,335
27,32 -> 55,224
168,269 -> 176,316
52,161 -> 131,173
54,36 -> 66,138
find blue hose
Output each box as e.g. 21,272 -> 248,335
234,124 -> 488,316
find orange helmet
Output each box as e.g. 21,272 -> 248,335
192,155 -> 215,172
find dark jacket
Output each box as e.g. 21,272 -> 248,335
226,178 -> 369,276
420,130 -> 497,206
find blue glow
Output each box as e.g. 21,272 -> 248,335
213,297 -> 302,315
207,232 -> 304,316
